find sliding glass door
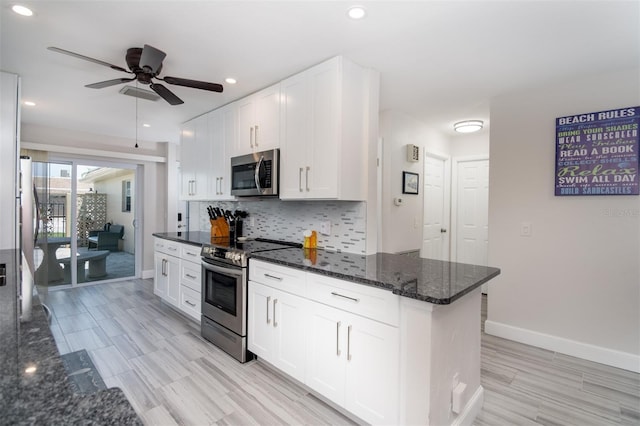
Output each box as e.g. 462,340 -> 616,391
33,160 -> 138,288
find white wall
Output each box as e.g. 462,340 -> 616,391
450,130 -> 490,158
486,68 -> 640,371
379,110 -> 450,254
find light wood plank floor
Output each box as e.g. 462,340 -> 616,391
41,279 -> 639,425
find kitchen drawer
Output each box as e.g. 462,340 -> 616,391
180,285 -> 201,321
249,259 -> 306,297
180,261 -> 201,292
180,243 -> 202,264
306,272 -> 399,327
155,238 -> 180,256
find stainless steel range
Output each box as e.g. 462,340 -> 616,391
200,238 -> 300,362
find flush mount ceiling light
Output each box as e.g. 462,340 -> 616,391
347,5 -> 367,20
454,120 -> 484,133
12,4 -> 33,16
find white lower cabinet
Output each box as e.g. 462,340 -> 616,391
154,237 -> 202,321
306,301 -> 399,425
154,251 -> 179,307
248,281 -> 307,383
248,259 -> 399,425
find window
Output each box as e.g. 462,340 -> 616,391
122,180 -> 131,212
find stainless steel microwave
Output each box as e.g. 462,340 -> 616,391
230,149 -> 279,197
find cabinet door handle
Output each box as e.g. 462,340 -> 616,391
254,125 -> 259,146
273,299 -> 278,328
264,273 -> 283,281
330,292 -> 360,303
185,300 -> 196,307
336,321 -> 341,356
162,259 -> 166,276
347,325 -> 352,361
306,166 -> 310,192
219,177 -> 223,195
266,296 -> 271,324
185,273 -> 197,279
299,168 -> 304,192
250,126 -> 254,148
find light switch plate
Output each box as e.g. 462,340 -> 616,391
520,222 -> 532,237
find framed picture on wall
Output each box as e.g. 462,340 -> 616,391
402,171 -> 419,194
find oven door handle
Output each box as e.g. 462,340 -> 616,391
201,260 -> 243,278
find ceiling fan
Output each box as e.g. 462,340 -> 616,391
47,44 -> 223,105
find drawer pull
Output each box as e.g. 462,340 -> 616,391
185,300 -> 196,307
264,273 -> 283,281
330,292 -> 360,303
168,246 -> 178,252
186,251 -> 198,257
185,274 -> 197,279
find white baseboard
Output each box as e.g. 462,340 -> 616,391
451,386 -> 484,426
485,320 -> 640,373
141,269 -> 154,279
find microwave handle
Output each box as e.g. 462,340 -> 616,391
254,155 -> 265,194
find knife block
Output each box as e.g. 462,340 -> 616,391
210,218 -> 229,238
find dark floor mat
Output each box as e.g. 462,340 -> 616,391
60,349 -> 107,394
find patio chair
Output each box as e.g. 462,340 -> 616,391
88,224 -> 124,251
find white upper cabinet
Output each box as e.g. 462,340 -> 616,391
208,104 -> 236,200
180,114 -> 212,200
280,56 -> 373,200
234,83 -> 280,156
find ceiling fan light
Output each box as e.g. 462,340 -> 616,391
454,120 -> 483,133
12,5 -> 33,16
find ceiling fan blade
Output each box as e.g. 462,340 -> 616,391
85,77 -> 136,89
48,46 -> 131,74
140,44 -> 166,74
163,76 -> 224,93
150,83 -> 184,105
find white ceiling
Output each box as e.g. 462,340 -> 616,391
1,1 -> 639,146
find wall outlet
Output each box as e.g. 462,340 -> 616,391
320,221 -> 331,235
520,221 -> 532,237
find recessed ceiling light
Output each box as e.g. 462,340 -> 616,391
347,5 -> 367,20
143,123 -> 150,128
23,101 -> 36,106
12,5 -> 33,16
454,120 -> 484,133
225,78 -> 237,84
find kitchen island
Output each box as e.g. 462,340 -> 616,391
249,248 -> 500,426
0,249 -> 141,425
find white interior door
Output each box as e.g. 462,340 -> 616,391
452,157 -> 489,291
421,153 -> 450,261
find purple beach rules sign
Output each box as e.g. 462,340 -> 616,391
555,106 -> 639,196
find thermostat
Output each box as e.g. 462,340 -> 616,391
406,144 -> 420,162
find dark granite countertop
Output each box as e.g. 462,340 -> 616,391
152,233 -> 500,304
250,248 -> 501,305
0,249 -> 141,425
152,231 -> 214,246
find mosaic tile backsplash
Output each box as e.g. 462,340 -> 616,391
191,200 -> 367,254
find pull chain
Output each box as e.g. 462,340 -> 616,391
135,81 -> 139,148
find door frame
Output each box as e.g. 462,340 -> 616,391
48,155 -> 142,286
422,150 -> 452,261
